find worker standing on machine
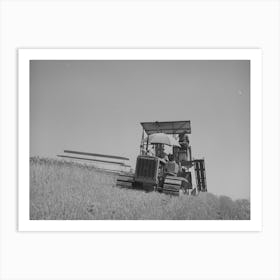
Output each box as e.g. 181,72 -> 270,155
178,131 -> 189,161
179,131 -> 189,150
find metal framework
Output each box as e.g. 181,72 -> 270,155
140,121 -> 191,135
63,150 -> 129,161
193,159 -> 207,192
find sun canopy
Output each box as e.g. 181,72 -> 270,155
144,133 -> 181,147
141,121 -> 191,135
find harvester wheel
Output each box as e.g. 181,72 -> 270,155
116,173 -> 135,189
162,176 -> 182,196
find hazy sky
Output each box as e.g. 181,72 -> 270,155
30,60 -> 250,199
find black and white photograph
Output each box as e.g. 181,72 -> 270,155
2,1 -> 280,279
29,56 -> 251,221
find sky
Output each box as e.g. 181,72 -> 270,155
30,60 -> 250,199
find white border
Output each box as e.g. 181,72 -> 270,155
18,49 -> 262,232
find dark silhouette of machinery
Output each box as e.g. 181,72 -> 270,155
116,121 -> 207,195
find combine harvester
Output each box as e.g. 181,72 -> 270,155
116,121 -> 207,196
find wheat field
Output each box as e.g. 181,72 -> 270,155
30,157 -> 250,220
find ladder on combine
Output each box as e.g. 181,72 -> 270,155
193,159 -> 207,192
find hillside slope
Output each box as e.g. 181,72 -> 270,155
30,157 -> 250,220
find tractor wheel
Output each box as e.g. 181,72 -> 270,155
162,176 -> 182,196
116,173 -> 135,189
156,184 -> 163,193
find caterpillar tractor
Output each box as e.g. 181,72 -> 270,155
116,121 -> 207,196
